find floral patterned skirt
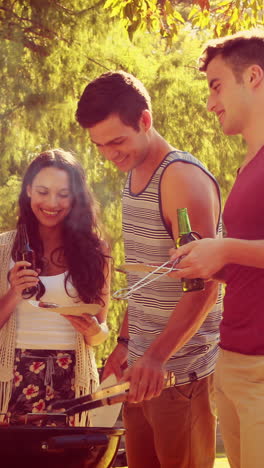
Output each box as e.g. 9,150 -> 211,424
7,349 -> 76,426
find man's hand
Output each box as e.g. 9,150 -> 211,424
101,343 -> 128,382
169,238 -> 227,280
122,354 -> 165,403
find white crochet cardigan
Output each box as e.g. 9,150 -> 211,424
0,231 -> 99,425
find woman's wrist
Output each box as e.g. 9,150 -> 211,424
85,322 -> 109,346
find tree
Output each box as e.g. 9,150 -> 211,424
104,0 -> 264,42
1,0 -> 263,55
0,3 -> 245,365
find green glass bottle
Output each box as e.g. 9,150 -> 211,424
176,208 -> 204,292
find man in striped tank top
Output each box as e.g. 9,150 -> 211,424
76,71 -> 222,468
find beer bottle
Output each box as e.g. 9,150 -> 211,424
16,223 -> 38,297
176,208 -> 204,292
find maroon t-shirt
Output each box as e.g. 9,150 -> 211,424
221,145 -> 264,355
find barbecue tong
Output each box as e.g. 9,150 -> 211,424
49,381 -> 130,416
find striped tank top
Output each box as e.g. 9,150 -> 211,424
123,150 -> 223,385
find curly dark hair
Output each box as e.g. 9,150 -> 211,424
76,70 -> 152,131
12,149 -> 109,305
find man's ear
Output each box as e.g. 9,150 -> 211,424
246,64 -> 264,88
139,109 -> 152,132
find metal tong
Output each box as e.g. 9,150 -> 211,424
49,381 -> 130,416
113,258 -> 181,300
49,372 -> 176,416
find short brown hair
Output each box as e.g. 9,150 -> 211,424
199,29 -> 264,80
76,70 -> 152,131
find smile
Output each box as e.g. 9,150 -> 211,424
41,209 -> 60,216
114,155 -> 127,164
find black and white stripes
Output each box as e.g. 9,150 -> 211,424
123,150 -> 223,384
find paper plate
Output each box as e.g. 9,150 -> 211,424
28,300 -> 101,316
116,262 -> 178,274
89,374 -> 123,427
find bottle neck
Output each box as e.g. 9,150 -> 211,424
177,208 -> 191,235
17,224 -> 33,254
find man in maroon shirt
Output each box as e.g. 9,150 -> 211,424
170,29 -> 264,468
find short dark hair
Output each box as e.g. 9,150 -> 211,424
76,70 -> 152,131
199,29 -> 264,81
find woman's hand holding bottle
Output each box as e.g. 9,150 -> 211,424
8,261 -> 40,300
0,261 -> 39,329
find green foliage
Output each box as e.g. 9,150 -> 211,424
147,34 -> 244,201
104,0 -> 264,42
190,0 -> 264,37
0,4 -> 246,365
0,175 -> 21,230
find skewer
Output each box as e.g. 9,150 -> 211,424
113,258 -> 182,300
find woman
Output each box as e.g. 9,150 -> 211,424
0,149 -> 110,426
